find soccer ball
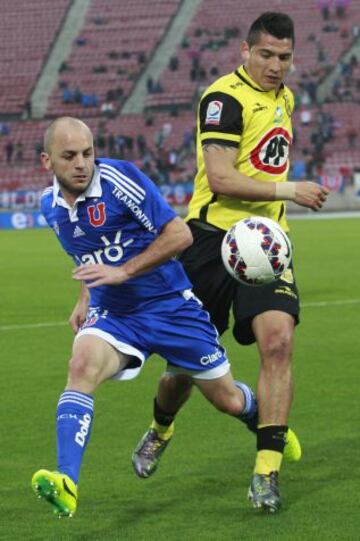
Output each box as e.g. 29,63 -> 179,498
221,217 -> 292,286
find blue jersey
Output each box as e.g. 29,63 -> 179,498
41,158 -> 192,314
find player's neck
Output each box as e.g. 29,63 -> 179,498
61,188 -> 82,207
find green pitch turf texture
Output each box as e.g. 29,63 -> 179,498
0,217 -> 359,541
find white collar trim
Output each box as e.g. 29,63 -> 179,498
52,165 -> 102,208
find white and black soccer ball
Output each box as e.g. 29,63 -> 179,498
221,217 -> 292,286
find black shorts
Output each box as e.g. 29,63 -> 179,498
179,222 -> 300,345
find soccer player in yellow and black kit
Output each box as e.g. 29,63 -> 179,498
132,12 -> 328,512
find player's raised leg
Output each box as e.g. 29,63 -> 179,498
32,335 -> 125,517
132,369 -> 258,479
132,374 -> 193,478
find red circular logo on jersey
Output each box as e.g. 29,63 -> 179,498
250,128 -> 292,175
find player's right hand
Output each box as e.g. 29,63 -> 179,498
69,299 -> 88,333
294,181 -> 329,211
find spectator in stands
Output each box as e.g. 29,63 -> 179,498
59,61 -> 69,73
300,106 -> 312,125
335,0 -> 351,18
74,87 -> 83,104
15,142 -> 24,164
144,110 -> 154,126
5,140 -> 14,164
100,101 -> 115,118
138,51 -> 147,65
181,35 -> 190,48
34,141 -> 43,164
224,26 -> 240,39
137,134 -> 147,157
346,122 -> 358,148
317,0 -> 332,20
169,55 -> 179,71
92,65 -> 107,74
170,104 -> 179,117
124,136 -> 134,158
106,89 -> 116,102
25,100 -> 32,119
115,87 -> 124,100
93,16 -> 107,25
162,121 -> 172,140
76,36 -> 87,46
210,65 -> 219,78
147,76 -> 154,94
62,87 -> 73,104
82,94 -> 99,108
108,51 -> 120,59
153,80 -> 164,93
116,135 -> 126,159
95,130 -> 106,154
107,133 -> 116,157
352,23 -> 360,38
0,122 -> 10,136
182,129 -> 195,155
168,149 -> 178,171
291,157 -> 306,179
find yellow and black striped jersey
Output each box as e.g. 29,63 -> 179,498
186,64 -> 295,231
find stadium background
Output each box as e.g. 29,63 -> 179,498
0,1 -> 359,539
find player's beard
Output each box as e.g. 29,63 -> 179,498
57,171 -> 93,197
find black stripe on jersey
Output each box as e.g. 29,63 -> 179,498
201,137 -> 239,148
235,69 -> 266,92
199,193 -> 218,223
235,69 -> 285,93
199,91 -> 243,136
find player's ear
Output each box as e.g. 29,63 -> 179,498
240,41 -> 250,61
41,151 -> 52,171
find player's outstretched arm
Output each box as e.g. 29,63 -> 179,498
68,282 -> 89,333
203,143 -> 329,210
73,216 -> 193,288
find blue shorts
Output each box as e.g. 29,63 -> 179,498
76,290 -> 230,381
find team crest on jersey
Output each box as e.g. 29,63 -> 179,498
250,128 -> 291,175
274,107 -> 283,123
87,202 -> 106,227
205,100 -> 223,125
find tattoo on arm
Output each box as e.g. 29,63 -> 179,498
203,143 -> 235,153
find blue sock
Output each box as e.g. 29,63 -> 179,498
56,390 -> 94,484
234,381 -> 258,433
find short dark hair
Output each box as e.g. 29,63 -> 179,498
247,12 -> 295,48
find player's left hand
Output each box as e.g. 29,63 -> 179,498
72,264 -> 130,287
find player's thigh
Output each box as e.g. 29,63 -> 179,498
233,262 -> 300,345
72,334 -> 129,381
252,310 -> 295,359
179,224 -> 235,334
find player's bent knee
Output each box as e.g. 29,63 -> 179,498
160,373 -> 193,393
67,354 -> 101,387
208,390 -> 244,417
259,330 -> 293,364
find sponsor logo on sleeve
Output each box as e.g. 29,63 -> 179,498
205,100 -> 223,125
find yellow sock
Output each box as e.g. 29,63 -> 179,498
151,420 -> 174,441
254,450 -> 283,475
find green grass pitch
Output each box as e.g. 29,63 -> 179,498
0,218 -> 359,540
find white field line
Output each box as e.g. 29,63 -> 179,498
0,321 -> 68,331
1,298 -> 360,332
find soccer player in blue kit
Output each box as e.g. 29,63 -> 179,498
31,116 -> 261,518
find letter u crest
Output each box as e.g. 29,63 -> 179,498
87,203 -> 106,227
